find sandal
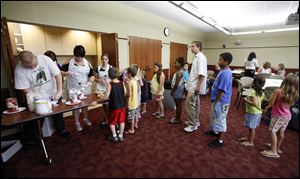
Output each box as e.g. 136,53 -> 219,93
260,150 -> 280,158
240,141 -> 254,147
238,137 -> 248,142
125,130 -> 135,134
156,114 -> 165,119
152,112 -> 160,116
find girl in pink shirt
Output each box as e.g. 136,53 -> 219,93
260,74 -> 299,158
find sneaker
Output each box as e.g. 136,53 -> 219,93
83,118 -> 92,126
184,125 -> 198,132
59,130 -> 71,139
75,122 -> 83,132
208,139 -> 224,148
204,130 -> 219,137
108,135 -> 119,143
118,136 -> 124,142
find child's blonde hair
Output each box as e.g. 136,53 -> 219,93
280,74 -> 299,106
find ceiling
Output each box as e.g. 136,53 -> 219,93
120,1 -> 299,33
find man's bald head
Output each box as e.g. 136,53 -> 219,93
19,51 -> 38,69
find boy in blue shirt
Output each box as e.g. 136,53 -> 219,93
205,52 -> 233,148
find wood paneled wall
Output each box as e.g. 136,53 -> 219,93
129,36 -> 162,80
169,42 -> 188,80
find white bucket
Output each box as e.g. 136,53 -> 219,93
34,100 -> 52,115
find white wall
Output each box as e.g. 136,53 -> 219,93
202,31 -> 299,68
1,1 -> 205,71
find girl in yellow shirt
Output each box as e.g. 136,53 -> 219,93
151,63 -> 165,119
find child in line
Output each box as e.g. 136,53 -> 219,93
140,70 -> 148,114
239,75 -> 265,147
125,66 -> 140,134
169,57 -> 185,124
183,62 -> 190,83
205,52 -> 233,148
151,63 -> 165,119
131,64 -> 142,120
91,67 -> 126,142
260,74 -> 299,158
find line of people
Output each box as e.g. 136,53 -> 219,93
14,42 -> 298,158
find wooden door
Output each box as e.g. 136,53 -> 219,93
1,18 -> 16,81
101,33 -> 119,68
170,42 -> 188,79
129,36 -> 162,80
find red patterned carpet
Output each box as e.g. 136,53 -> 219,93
7,88 -> 300,177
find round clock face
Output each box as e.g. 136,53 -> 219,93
164,27 -> 170,37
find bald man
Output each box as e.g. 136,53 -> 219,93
14,51 -> 70,142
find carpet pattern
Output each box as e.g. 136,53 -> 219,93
10,87 -> 300,177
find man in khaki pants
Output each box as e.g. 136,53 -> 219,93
184,41 -> 207,132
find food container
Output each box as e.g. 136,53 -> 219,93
6,98 -> 18,112
34,99 -> 52,115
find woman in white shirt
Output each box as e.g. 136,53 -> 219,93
94,54 -> 112,125
244,52 -> 259,77
61,45 -> 95,132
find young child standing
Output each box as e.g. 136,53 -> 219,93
239,75 -> 265,147
183,62 -> 190,83
169,57 -> 185,124
260,74 -> 299,158
91,67 -> 126,142
125,66 -> 140,134
151,63 -> 165,119
205,52 -> 233,148
140,70 -> 148,114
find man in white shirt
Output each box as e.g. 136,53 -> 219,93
184,41 -> 207,132
14,51 -> 70,143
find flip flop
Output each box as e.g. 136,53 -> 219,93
152,112 -> 160,116
260,150 -> 280,158
156,114 -> 165,119
169,117 -> 181,124
240,141 -> 254,147
238,137 -> 248,142
125,130 -> 135,134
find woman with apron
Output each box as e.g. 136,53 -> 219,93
95,54 -> 112,125
61,45 -> 95,131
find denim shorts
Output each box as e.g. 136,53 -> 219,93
210,102 -> 230,132
172,85 -> 185,99
245,113 -> 261,129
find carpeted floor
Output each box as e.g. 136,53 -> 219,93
7,87 -> 300,177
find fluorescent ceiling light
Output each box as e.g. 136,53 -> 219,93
214,24 -> 231,35
170,1 -> 184,6
202,16 -> 217,26
264,27 -> 299,33
181,2 -> 204,19
231,31 -> 263,35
